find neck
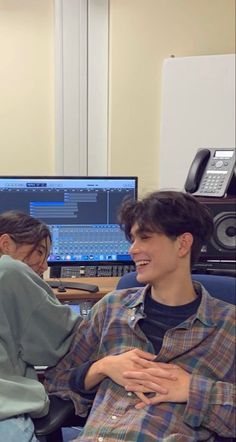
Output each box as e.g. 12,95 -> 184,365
151,273 -> 196,306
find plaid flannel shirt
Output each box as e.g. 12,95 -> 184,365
45,283 -> 236,441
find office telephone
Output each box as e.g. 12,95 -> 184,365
185,148 -> 235,197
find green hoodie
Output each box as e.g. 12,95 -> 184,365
0,255 -> 81,419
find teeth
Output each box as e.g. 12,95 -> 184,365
136,260 -> 150,267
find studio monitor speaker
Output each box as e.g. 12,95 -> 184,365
197,197 -> 236,261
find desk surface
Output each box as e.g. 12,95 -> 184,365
48,277 -> 120,301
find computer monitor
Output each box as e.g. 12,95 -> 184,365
0,176 -> 137,266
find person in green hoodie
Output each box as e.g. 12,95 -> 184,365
0,210 -> 82,442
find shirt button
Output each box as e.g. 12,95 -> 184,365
111,415 -> 118,420
98,437 -> 104,442
127,392 -> 133,397
130,316 -> 135,321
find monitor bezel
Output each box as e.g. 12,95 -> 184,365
0,175 -> 138,267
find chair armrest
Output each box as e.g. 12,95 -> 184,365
33,395 -> 86,436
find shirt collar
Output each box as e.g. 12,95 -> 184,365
123,282 -> 217,327
192,281 -> 217,327
123,285 -> 149,309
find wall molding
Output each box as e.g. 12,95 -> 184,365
54,0 -> 109,175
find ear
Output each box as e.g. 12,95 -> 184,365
177,233 -> 193,258
0,234 -> 16,255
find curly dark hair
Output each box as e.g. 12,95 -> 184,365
118,190 -> 214,267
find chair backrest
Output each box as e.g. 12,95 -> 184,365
117,271 -> 236,305
33,395 -> 87,441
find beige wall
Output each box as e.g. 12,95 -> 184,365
0,0 -> 235,193
109,0 -> 235,195
0,0 -> 54,175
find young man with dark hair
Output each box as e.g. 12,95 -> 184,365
45,191 -> 235,441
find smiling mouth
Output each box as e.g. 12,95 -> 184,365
135,260 -> 150,269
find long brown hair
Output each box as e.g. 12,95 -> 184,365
0,211 -> 52,258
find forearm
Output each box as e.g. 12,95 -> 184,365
84,356 -> 111,390
84,349 -> 160,391
69,361 -> 96,399
183,375 -> 236,437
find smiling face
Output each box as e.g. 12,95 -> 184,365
0,234 -> 50,276
129,223 -> 189,287
13,238 -> 51,276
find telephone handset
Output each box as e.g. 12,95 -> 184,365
185,148 -> 235,197
185,149 -> 211,193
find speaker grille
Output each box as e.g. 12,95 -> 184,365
211,212 -> 236,251
196,197 -> 236,261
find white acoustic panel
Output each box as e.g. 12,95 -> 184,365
159,54 -> 235,190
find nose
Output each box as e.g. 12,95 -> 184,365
129,240 -> 139,255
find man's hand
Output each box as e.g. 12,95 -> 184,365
84,349 -> 178,400
123,364 -> 191,409
103,349 -> 178,390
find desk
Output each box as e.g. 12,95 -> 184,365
48,277 -> 119,302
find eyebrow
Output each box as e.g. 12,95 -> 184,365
130,228 -> 153,237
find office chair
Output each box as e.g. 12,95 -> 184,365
116,271 -> 236,305
33,395 -> 88,442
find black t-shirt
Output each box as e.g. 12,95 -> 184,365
139,287 -> 202,354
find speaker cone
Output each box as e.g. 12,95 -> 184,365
211,212 -> 236,251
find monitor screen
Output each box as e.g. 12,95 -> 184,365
0,176 -> 137,265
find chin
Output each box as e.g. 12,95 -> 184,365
136,271 -> 149,284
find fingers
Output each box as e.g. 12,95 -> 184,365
123,368 -> 177,381
135,401 -> 146,409
152,362 -> 179,370
148,394 -> 165,405
133,357 -> 155,369
125,382 -> 168,394
147,364 -> 179,375
132,352 -> 156,368
124,350 -> 179,373
135,393 -> 165,409
134,353 -> 179,371
126,384 -> 152,393
132,349 -> 156,360
134,391 -> 151,405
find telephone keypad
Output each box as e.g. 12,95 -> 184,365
199,173 -> 226,194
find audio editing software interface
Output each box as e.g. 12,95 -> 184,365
50,224 -> 129,264
0,176 -> 137,277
